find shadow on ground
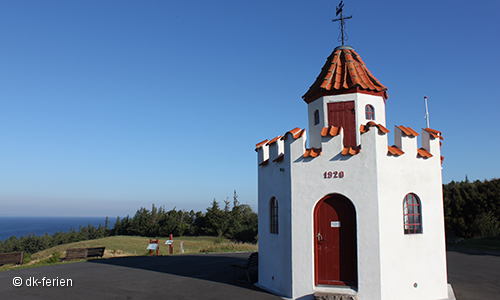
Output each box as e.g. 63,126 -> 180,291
447,247 -> 500,257
88,252 -> 261,290
0,252 -> 281,300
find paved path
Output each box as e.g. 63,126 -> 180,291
0,252 -> 279,300
447,250 -> 500,300
0,251 -> 499,299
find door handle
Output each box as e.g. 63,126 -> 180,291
317,233 -> 328,242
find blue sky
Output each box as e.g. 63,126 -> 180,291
1,0 -> 499,217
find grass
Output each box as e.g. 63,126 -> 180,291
1,236 -> 258,272
0,258 -> 81,272
448,235 -> 500,253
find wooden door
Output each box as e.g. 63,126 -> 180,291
327,101 -> 356,147
314,195 -> 357,287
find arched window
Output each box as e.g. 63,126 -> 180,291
365,105 -> 375,120
314,110 -> 320,125
403,193 -> 422,234
270,197 -> 278,234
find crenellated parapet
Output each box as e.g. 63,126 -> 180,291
256,127 -> 306,165
256,123 -> 444,166
389,125 -> 444,163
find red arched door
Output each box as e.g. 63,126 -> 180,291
314,194 -> 357,287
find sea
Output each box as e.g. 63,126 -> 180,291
0,217 -> 112,242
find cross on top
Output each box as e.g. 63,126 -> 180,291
332,1 -> 353,46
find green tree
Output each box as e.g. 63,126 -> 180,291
204,199 -> 229,237
444,178 -> 500,238
129,207 -> 152,236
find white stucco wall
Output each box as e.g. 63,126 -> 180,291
377,127 -> 448,300
289,128 -> 383,300
258,140 -> 294,297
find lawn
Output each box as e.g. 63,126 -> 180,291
1,236 -> 257,271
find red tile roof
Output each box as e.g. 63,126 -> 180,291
256,128 -> 305,153
397,125 -> 419,137
423,127 -> 444,140
387,145 -> 404,156
255,139 -> 269,151
424,127 -> 444,164
268,135 -> 282,145
286,127 -> 302,136
341,145 -> 361,156
303,46 -> 388,103
360,121 -> 390,134
321,126 -> 342,137
417,148 -> 433,158
304,148 -> 322,158
286,127 -> 306,139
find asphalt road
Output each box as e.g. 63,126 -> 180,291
0,251 -> 498,300
447,250 -> 500,300
0,252 -> 278,300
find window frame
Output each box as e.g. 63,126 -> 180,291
314,110 -> 320,125
270,197 -> 279,234
365,105 -> 375,120
403,193 -> 422,234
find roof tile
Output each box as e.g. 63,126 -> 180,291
268,135 -> 282,145
282,128 -> 306,140
321,126 -> 342,137
387,145 -> 404,156
255,139 -> 269,151
287,127 -> 302,136
303,46 -> 388,103
303,148 -> 322,158
417,148 -> 433,158
424,127 -> 444,140
397,125 -> 420,137
360,121 -> 390,134
294,129 -> 306,139
341,145 -> 361,156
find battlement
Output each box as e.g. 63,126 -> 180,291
256,122 -> 443,166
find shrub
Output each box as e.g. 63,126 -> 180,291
22,252 -> 32,265
46,251 -> 62,264
471,211 -> 500,238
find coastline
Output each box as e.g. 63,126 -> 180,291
0,216 -> 110,242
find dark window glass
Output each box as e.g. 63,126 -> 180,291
270,197 -> 278,234
403,193 -> 422,234
365,105 -> 375,120
314,110 -> 320,125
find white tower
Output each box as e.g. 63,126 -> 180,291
255,45 -> 455,300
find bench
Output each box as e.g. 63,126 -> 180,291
86,247 -> 106,259
63,247 -> 106,261
0,252 -> 24,266
230,252 -> 258,283
64,248 -> 88,261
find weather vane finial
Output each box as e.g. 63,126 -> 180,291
332,1 -> 353,46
